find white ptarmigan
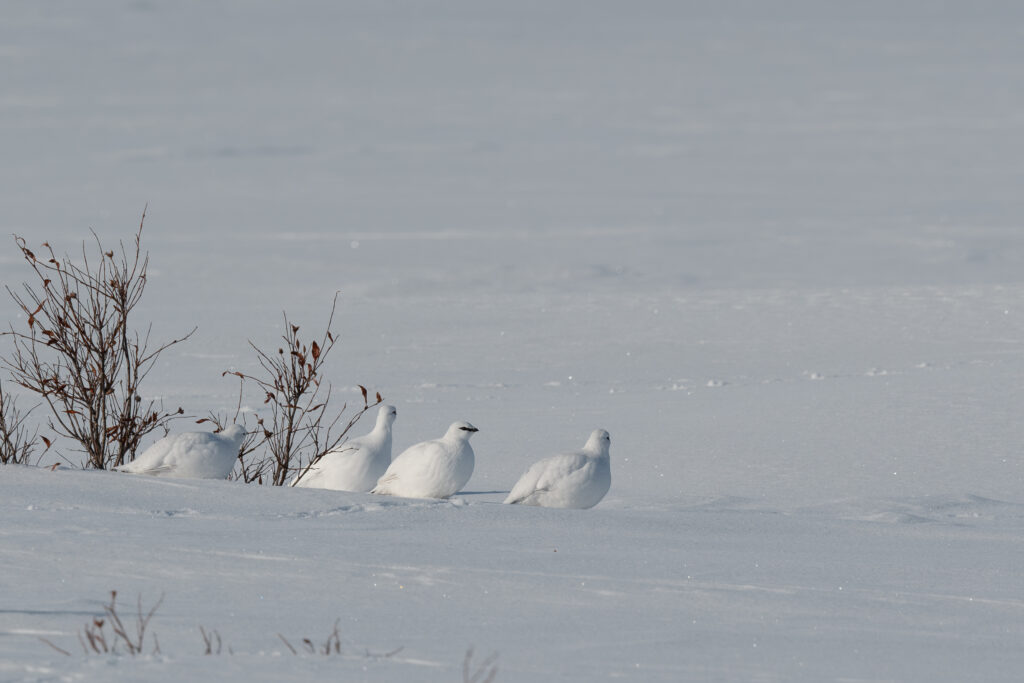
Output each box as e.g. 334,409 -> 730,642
371,421 -> 478,499
504,429 -> 611,509
290,405 -> 397,491
115,424 -> 246,479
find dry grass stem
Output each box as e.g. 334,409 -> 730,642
200,625 -> 225,655
464,646 -> 499,683
77,590 -> 163,656
38,637 -> 71,656
278,633 -> 298,655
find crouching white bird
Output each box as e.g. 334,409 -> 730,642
371,421 -> 478,499
290,405 -> 397,491
115,424 -> 246,479
504,429 -> 611,509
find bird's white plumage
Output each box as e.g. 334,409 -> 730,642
116,424 -> 246,479
371,421 -> 478,499
291,405 -> 397,491
504,429 -> 611,509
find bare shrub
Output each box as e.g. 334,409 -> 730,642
227,294 -> 381,485
464,646 -> 499,683
82,590 -> 162,655
0,381 -> 45,465
41,590 -> 164,656
3,210 -> 194,469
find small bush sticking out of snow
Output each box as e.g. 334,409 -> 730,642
0,381 -> 44,465
40,590 -> 163,657
226,293 -> 382,485
277,618 -> 403,659
2,209 -> 193,469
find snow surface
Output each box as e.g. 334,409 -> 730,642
3,1 -> 1024,681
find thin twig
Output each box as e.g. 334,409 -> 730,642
278,633 -> 298,655
464,646 -> 499,683
38,637 -> 71,656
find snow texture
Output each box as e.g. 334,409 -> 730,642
504,429 -> 611,509
3,1 -> 1024,681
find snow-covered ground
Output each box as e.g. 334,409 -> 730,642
3,2 -> 1024,681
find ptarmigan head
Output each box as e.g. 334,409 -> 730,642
446,421 -> 479,441
584,429 -> 611,456
219,424 -> 247,442
379,404 -> 398,427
